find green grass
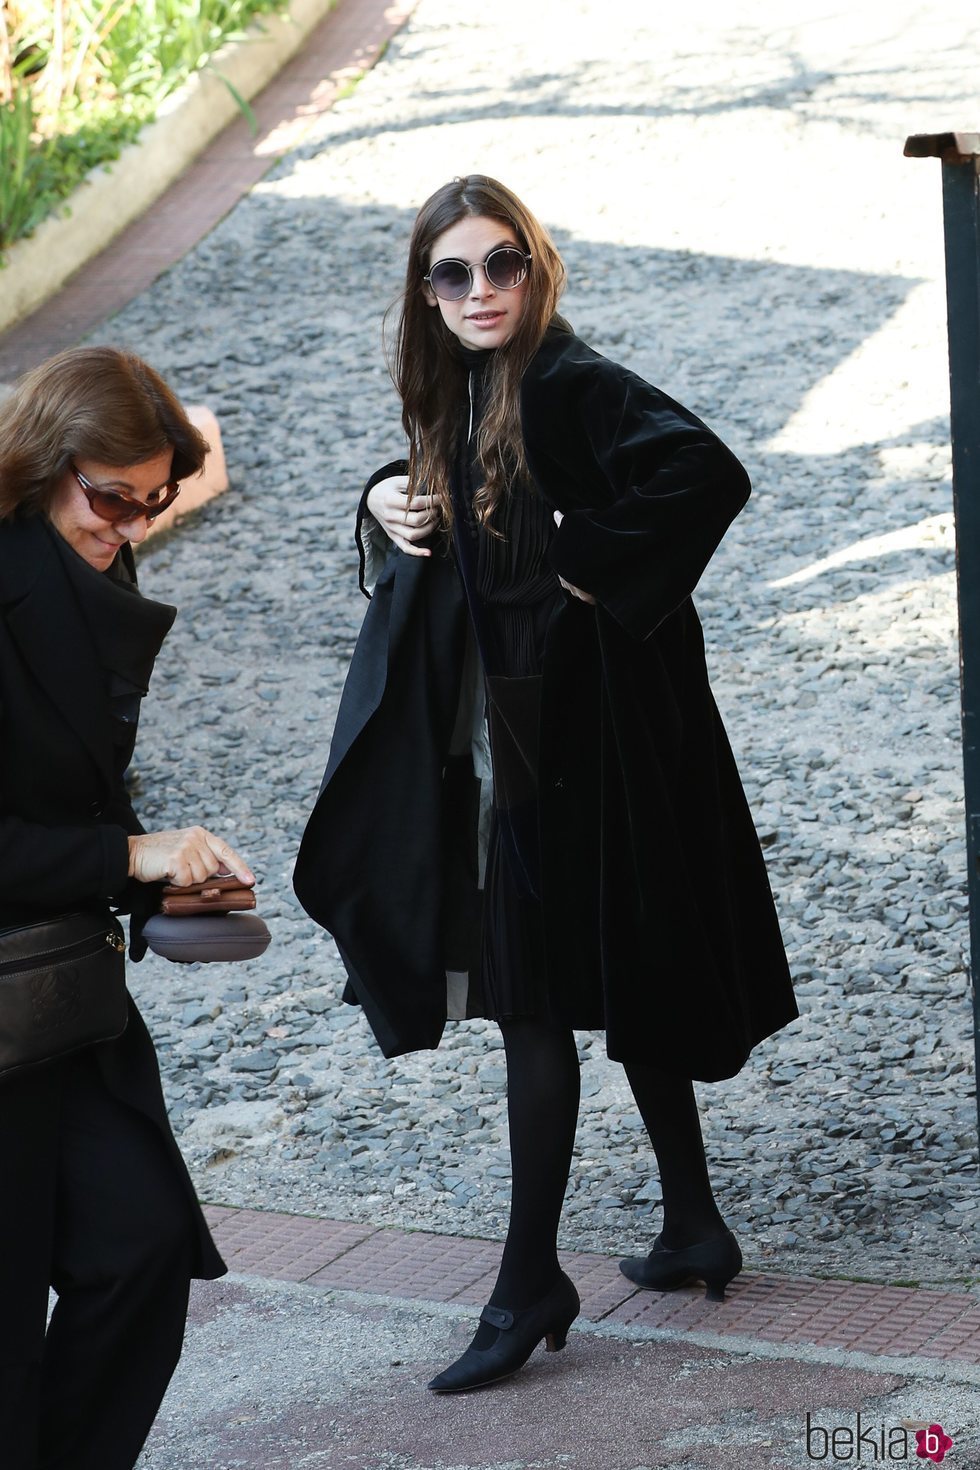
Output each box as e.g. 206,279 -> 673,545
0,0 -> 292,258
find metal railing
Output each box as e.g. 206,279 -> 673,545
905,131 -> 980,1150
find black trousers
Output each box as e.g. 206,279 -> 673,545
0,1051 -> 197,1470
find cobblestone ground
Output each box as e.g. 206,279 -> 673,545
88,0 -> 980,1284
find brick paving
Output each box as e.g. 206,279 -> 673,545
0,0 -> 416,384
202,1204 -> 980,1367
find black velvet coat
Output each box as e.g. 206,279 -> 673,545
0,515 -> 224,1279
294,326 -> 797,1080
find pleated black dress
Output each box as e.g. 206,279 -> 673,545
450,353 -> 571,1022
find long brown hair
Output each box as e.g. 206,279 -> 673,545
389,176 -> 566,530
0,345 -> 208,521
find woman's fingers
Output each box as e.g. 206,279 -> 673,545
389,496 -> 435,531
367,481 -> 437,547
365,477 -> 411,537
557,574 -> 597,605
128,828 -> 256,886
389,534 -> 432,558
394,505 -> 435,539
205,835 -> 254,885
367,474 -> 410,506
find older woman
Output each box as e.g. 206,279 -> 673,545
0,346 -> 253,1470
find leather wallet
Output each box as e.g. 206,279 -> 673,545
160,875 -> 256,916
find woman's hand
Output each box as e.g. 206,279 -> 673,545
552,511 -> 597,604
366,475 -> 437,558
127,828 -> 255,888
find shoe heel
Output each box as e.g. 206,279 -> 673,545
704,1271 -> 736,1303
544,1305 -> 578,1352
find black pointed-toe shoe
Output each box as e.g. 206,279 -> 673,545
619,1229 -> 742,1302
427,1272 -> 580,1393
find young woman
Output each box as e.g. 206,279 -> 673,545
295,176 -> 797,1393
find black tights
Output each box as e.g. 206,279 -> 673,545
486,1016 -> 726,1313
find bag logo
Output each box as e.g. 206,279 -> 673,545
29,968 -> 82,1031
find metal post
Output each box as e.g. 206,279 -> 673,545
905,131 -> 980,1151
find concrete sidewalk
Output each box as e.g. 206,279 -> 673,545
138,1206 -> 980,1469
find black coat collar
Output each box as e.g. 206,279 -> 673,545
0,515 -> 115,793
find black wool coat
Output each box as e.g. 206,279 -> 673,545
0,515 -> 224,1279
294,326 -> 797,1080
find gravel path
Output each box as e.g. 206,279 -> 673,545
87,0 -> 979,1285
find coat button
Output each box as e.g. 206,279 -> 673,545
553,776 -> 564,790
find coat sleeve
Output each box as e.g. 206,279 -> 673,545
105,770 -> 145,838
0,688 -> 133,910
355,459 -> 410,598
541,356 -> 750,641
0,807 -> 131,910
104,772 -> 167,959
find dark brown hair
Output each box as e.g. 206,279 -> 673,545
389,176 -> 566,530
0,345 -> 209,521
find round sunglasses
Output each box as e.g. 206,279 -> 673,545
72,464 -> 181,525
424,246 -> 531,302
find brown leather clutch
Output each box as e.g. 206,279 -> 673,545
160,875 -> 256,916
